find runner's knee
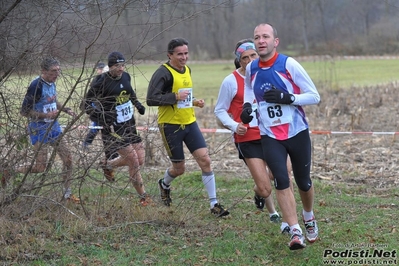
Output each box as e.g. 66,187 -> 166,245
296,177 -> 312,192
172,162 -> 185,176
256,186 -> 272,198
274,176 -> 291,190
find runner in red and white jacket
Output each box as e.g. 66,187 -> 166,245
215,39 -> 292,231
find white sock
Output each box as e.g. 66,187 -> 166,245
290,224 -> 302,234
162,169 -> 175,187
269,211 -> 279,217
202,171 -> 217,208
280,222 -> 289,232
302,210 -> 314,221
64,188 -> 71,199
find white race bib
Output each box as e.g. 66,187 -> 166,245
258,101 -> 293,127
177,88 -> 193,108
249,103 -> 258,128
116,100 -> 134,123
43,102 -> 57,122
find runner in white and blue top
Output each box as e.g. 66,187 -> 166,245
244,54 -> 320,140
15,57 -> 79,202
22,75 -> 62,143
241,23 -> 320,250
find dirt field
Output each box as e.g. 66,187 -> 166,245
2,82 -> 399,205
133,83 -> 399,191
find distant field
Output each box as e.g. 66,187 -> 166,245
300,57 -> 399,90
127,57 -> 399,104
4,57 -> 399,112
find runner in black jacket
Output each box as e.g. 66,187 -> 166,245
84,51 -> 150,206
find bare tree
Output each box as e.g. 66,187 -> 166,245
0,0 -> 235,214
1,0 -> 399,217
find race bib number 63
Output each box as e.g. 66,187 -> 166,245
258,101 -> 293,127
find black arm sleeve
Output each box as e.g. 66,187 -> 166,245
146,65 -> 176,106
20,80 -> 42,117
83,74 -> 110,125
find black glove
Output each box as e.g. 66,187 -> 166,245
135,102 -> 146,115
263,86 -> 294,104
240,102 -> 253,124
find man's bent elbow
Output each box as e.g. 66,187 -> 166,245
146,99 -> 157,106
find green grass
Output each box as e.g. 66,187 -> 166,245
301,58 -> 399,90
1,173 -> 398,265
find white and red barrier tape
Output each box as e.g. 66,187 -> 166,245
76,125 -> 399,135
2,123 -> 399,135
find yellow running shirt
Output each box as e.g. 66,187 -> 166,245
157,64 -> 196,125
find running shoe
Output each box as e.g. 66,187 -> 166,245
289,229 -> 306,250
303,216 -> 319,243
139,194 -> 152,207
281,225 -> 291,235
210,203 -> 230,217
270,213 -> 281,223
254,194 -> 265,211
158,179 -> 172,206
66,194 -> 81,204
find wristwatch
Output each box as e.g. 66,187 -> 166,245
290,94 -> 295,104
